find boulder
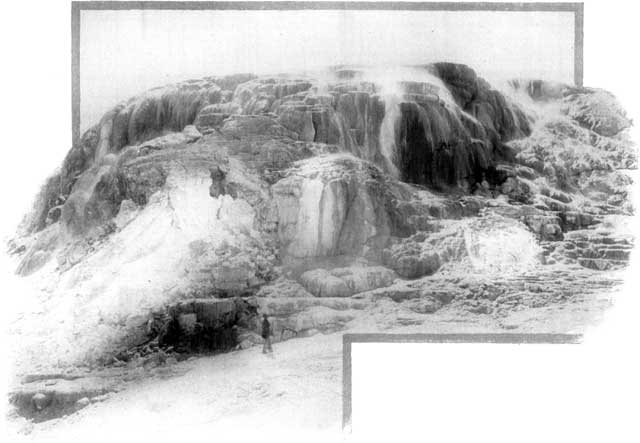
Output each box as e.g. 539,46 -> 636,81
76,397 -> 90,408
500,177 -> 533,204
31,393 -> 50,411
300,269 -> 353,298
564,89 -> 632,137
182,125 -> 202,141
382,244 -> 441,279
405,296 -> 443,314
299,265 -> 396,298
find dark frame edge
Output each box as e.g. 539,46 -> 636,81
71,1 -> 585,143
70,2 -> 584,12
342,333 -> 353,431
72,2 -> 81,146
574,2 -> 584,87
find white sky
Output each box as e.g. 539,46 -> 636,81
80,9 -> 575,130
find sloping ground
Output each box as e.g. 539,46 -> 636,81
7,281 -> 619,440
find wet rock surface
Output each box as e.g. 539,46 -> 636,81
8,64 -> 636,425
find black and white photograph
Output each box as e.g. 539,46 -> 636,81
1,1 -> 638,441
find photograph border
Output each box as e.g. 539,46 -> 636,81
71,1 -> 584,144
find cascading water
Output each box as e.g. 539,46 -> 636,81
48,63 -> 535,242
374,69 -> 449,184
332,112 -> 358,158
378,94 -> 401,178
321,65 -> 467,179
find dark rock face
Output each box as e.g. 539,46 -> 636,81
394,101 -> 492,187
22,75 -> 254,236
156,298 -> 259,353
433,62 -> 530,140
21,128 -> 100,234
23,64 -> 532,238
392,63 -> 531,188
106,74 -> 255,153
231,66 -> 530,190
58,156 -> 169,237
9,383 -> 112,423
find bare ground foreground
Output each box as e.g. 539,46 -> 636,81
5,276 -> 621,441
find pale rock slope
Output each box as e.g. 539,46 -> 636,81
6,64 -> 635,381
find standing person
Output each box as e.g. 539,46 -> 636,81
262,314 -> 273,354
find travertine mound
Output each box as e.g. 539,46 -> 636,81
9,63 -> 635,369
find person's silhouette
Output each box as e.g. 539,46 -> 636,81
261,314 -> 273,354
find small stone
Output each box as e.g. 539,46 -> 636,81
76,397 -> 90,408
32,393 -> 49,410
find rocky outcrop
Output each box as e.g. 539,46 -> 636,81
510,79 -> 632,139
9,378 -> 114,423
229,66 -> 530,190
563,89 -> 632,137
23,64 -> 535,240
381,222 -> 470,278
255,278 -> 313,298
21,75 -> 255,236
299,266 -> 396,297
508,81 -> 635,218
219,115 -> 299,140
11,62 -> 635,374
383,213 -> 543,279
392,62 -> 531,187
103,75 -> 255,155
300,269 -> 353,297
149,298 -> 260,352
271,154 -> 413,258
544,229 -> 633,270
268,153 -> 487,260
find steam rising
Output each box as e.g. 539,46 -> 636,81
464,215 -> 542,275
